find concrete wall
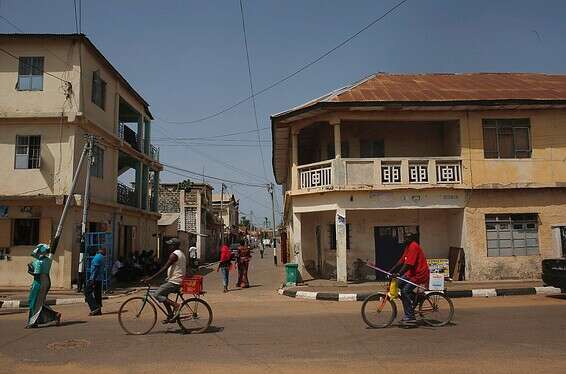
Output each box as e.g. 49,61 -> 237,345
464,189 -> 566,280
299,208 -> 462,280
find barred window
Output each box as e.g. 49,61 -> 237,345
483,119 -> 531,159
15,135 -> 41,169
18,57 -> 44,91
13,219 -> 39,246
485,214 -> 539,257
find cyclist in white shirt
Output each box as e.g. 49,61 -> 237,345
142,238 -> 186,322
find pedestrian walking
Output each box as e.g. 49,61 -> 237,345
26,244 -> 61,328
85,247 -> 106,316
236,239 -> 251,288
217,239 -> 232,293
259,239 -> 264,259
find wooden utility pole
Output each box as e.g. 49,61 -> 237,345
268,183 -> 278,266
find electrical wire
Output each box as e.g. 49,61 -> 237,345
152,127 -> 270,140
0,14 -> 23,32
158,0 -> 410,125
162,163 -> 267,188
73,0 -> 79,34
0,47 -> 72,85
239,0 -> 269,181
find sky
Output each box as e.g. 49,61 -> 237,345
2,0 -> 566,227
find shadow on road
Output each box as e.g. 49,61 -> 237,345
0,309 -> 27,316
56,320 -> 88,327
547,294 -> 566,300
227,285 -> 263,292
157,325 -> 224,335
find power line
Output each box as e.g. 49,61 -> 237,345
162,162 -> 267,188
0,14 -> 23,32
157,0 -> 410,125
239,0 -> 269,181
153,137 -> 271,143
0,47 -> 72,85
73,0 -> 79,34
153,126 -> 270,140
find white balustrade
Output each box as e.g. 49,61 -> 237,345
408,162 -> 429,184
299,163 -> 332,189
436,161 -> 462,183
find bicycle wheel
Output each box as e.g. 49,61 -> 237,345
418,292 -> 454,327
176,298 -> 213,334
118,297 -> 157,335
361,293 -> 397,328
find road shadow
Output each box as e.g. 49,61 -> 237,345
56,320 -> 88,327
547,294 -> 566,300
227,285 -> 263,292
0,309 -> 27,316
157,325 -> 224,335
101,310 -> 120,316
194,266 -> 215,277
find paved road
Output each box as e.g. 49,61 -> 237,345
1,253 -> 565,374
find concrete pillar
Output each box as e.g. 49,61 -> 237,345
151,171 -> 159,212
141,165 -> 149,210
144,119 -> 151,155
291,131 -> 299,190
292,210 -> 305,277
135,161 -> 142,208
196,191 -> 203,260
332,120 -> 341,159
137,116 -> 144,152
179,189 -> 186,231
335,207 -> 347,284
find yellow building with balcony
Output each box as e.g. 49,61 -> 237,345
272,73 -> 566,282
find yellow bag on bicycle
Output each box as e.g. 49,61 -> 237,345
388,278 -> 398,299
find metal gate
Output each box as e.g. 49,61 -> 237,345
84,232 -> 113,292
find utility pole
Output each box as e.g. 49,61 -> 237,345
220,183 -> 226,244
78,135 -> 95,290
268,183 -> 278,266
50,137 -> 91,255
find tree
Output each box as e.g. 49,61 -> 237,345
240,216 -> 250,229
178,179 -> 192,191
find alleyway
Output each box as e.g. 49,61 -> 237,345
1,251 -> 566,373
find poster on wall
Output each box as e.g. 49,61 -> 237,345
336,212 -> 346,227
427,258 -> 450,278
0,206 -> 8,218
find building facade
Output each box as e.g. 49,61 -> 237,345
158,183 -> 221,261
0,34 -> 162,287
272,73 -> 566,283
212,193 -> 240,234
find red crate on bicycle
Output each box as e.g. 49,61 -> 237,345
181,275 -> 203,294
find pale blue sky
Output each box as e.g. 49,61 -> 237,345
2,0 -> 565,226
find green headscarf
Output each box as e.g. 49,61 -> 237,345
31,243 -> 50,258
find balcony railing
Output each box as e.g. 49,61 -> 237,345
298,161 -> 333,189
296,158 -> 462,190
117,182 -> 137,207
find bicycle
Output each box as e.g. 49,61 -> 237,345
118,283 -> 212,335
361,262 -> 454,328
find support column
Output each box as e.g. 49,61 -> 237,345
135,161 -> 142,209
137,116 -> 144,152
196,191 -> 203,260
335,207 -> 347,284
291,131 -> 299,190
144,119 -> 151,155
151,171 -> 159,212
141,165 -> 149,210
291,210 -> 305,278
331,119 -> 341,159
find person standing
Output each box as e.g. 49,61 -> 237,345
26,244 -> 61,328
259,238 -> 264,259
218,239 -> 232,293
85,247 -> 106,316
389,235 -> 430,325
236,239 -> 251,288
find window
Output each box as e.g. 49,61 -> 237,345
360,140 -> 385,158
13,219 -> 39,246
483,119 -> 531,159
17,57 -> 44,91
485,214 -> 539,256
327,142 -> 350,159
90,145 -> 104,178
91,71 -> 106,109
15,135 -> 41,169
329,224 -> 351,250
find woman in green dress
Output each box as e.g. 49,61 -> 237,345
26,243 -> 61,328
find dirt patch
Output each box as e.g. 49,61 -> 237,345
47,339 -> 90,351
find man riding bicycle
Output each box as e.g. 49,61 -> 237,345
389,234 -> 430,325
142,238 -> 186,323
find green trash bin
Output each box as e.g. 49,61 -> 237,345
285,263 -> 299,286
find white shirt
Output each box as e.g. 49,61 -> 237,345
167,249 -> 186,285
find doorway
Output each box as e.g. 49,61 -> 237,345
374,226 -> 419,280
560,227 -> 566,257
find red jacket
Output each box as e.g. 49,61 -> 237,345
219,245 -> 232,263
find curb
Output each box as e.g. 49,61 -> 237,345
277,286 -> 563,302
0,289 -> 138,310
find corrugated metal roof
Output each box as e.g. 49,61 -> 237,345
158,213 -> 179,226
272,72 -> 566,120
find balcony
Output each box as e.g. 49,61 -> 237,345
297,157 -> 462,190
117,182 -> 137,207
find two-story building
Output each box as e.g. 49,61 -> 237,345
272,73 -> 566,283
212,193 -> 240,235
158,182 -> 221,261
0,34 -> 162,287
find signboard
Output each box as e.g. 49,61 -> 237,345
427,258 -> 450,278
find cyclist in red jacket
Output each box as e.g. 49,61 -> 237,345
390,235 -> 430,325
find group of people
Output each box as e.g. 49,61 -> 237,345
219,239 -> 252,293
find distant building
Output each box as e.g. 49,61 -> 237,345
272,72 -> 566,282
158,183 -> 221,261
0,34 -> 162,287
212,193 -> 239,235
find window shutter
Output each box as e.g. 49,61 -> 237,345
483,127 -> 497,158
39,218 -> 52,244
0,220 -> 11,247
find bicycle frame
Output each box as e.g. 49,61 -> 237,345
138,285 -> 187,318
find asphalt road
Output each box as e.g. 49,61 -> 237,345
1,254 -> 565,374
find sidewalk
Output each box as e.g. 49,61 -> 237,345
279,278 -> 563,301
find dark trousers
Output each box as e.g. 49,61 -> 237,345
85,280 -> 102,312
400,280 -> 417,320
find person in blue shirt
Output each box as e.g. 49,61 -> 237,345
85,247 -> 106,316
